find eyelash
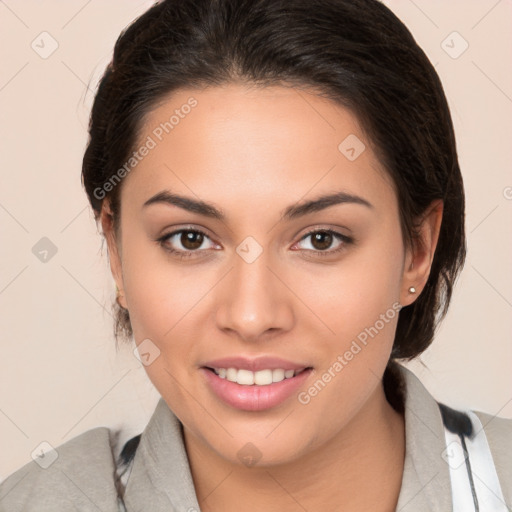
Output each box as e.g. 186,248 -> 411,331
156,228 -> 353,260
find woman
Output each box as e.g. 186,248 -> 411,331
0,0 -> 510,510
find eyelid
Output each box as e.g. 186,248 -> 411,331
294,223 -> 352,239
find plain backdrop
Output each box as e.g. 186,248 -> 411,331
1,0 -> 511,480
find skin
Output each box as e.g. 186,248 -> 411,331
101,83 -> 443,511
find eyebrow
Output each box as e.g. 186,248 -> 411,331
143,190 -> 373,221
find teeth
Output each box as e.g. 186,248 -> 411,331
226,368 -> 237,381
254,369 -> 272,385
272,369 -> 285,383
237,369 -> 254,385
213,367 -> 302,386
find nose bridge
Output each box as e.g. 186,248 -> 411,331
215,242 -> 293,340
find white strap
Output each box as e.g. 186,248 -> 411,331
444,410 -> 508,511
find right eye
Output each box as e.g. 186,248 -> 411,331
157,228 -> 218,259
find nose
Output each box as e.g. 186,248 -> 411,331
214,248 -> 294,343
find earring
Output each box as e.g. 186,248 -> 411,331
408,286 -> 416,294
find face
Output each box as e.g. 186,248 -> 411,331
103,83 -> 440,467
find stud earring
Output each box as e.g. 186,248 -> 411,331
408,286 -> 416,294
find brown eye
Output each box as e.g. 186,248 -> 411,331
181,230 -> 204,250
157,228 -> 216,258
293,229 -> 353,257
310,231 -> 333,251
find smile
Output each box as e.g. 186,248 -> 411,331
201,366 -> 313,411
209,367 -> 307,385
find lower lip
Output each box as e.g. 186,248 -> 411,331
201,368 -> 312,412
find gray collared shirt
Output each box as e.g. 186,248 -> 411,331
1,365 -> 511,511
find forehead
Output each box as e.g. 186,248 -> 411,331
121,83 -> 395,215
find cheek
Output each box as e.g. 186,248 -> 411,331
291,229 -> 404,408
119,231 -> 201,340
120,246 -> 204,404
294,234 -> 404,347
291,265 -> 403,450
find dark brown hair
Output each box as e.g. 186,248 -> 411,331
82,0 -> 466,364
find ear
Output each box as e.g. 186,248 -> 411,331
100,199 -> 127,309
400,199 -> 443,307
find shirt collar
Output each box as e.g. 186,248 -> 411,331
395,364 -> 452,511
123,398 -> 201,511
123,364 -> 452,511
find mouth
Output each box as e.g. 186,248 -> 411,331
200,358 -> 313,411
203,366 -> 311,386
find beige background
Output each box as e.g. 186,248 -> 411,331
0,0 -> 511,480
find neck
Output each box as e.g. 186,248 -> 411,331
184,381 -> 405,512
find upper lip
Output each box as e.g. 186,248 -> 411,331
202,356 -> 311,372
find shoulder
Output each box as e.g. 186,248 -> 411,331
473,409 -> 512,499
473,409 -> 512,445
0,426 -> 122,512
473,409 -> 512,452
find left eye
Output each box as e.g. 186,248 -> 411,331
294,229 -> 350,253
